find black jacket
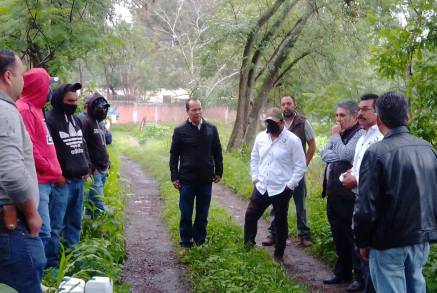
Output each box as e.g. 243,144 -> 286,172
46,86 -> 91,180
78,94 -> 110,172
354,127 -> 437,249
169,120 -> 223,183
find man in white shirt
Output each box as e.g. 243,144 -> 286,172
244,108 -> 306,262
342,94 -> 382,293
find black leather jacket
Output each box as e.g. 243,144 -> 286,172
354,126 -> 437,249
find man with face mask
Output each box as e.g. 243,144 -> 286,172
17,68 -> 66,251
45,83 -> 91,268
79,93 -> 111,213
244,108 -> 306,263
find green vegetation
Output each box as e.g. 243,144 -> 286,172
113,126 -> 306,292
43,146 -> 129,293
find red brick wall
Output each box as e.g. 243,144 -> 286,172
110,102 -> 236,124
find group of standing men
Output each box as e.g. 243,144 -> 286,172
170,92 -> 437,293
0,49 -> 111,293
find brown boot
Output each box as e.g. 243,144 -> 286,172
300,238 -> 312,247
262,235 -> 276,246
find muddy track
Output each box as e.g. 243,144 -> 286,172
120,157 -> 190,293
212,183 -> 346,293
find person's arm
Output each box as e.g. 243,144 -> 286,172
250,135 -> 261,184
0,111 -> 41,235
304,120 -> 316,166
212,126 -> 223,183
353,149 -> 380,249
169,128 -> 181,188
322,130 -> 364,162
286,137 -> 307,190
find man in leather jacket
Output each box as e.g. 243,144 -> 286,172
354,92 -> 437,293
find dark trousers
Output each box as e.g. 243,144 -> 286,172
268,178 -> 310,240
354,245 -> 376,292
327,195 -> 358,280
179,182 -> 212,247
244,188 -> 292,257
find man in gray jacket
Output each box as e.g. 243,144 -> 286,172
0,49 -> 46,293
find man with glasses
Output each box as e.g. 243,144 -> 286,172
341,94 -> 382,292
0,48 -> 46,293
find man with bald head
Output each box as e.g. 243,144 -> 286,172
0,49 -> 46,293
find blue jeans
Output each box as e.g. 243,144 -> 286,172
269,178 -> 310,239
87,170 -> 108,211
179,182 -> 212,247
369,243 -> 430,293
46,179 -> 84,268
0,222 -> 46,293
38,183 -> 54,248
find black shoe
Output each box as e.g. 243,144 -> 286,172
323,275 -> 349,285
345,280 -> 365,292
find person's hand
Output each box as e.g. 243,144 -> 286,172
26,211 -> 42,236
252,179 -> 259,187
213,175 -> 221,183
342,172 -> 357,189
172,180 -> 181,190
53,175 -> 67,187
332,123 -> 342,135
360,247 -> 369,261
82,173 -> 91,182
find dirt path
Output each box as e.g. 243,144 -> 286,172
121,157 -> 190,293
212,183 -> 346,293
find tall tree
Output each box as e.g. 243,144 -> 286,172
0,0 -> 113,74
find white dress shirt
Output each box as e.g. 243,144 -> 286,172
351,124 -> 383,192
250,128 -> 307,197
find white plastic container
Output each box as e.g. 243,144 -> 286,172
59,277 -> 85,293
85,276 -> 113,293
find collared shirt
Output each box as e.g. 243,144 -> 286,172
250,128 -> 307,197
188,118 -> 203,130
351,124 -> 383,192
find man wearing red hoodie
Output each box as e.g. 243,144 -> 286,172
17,68 -> 66,249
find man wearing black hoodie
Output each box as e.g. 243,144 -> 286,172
45,83 -> 91,268
79,92 -> 111,213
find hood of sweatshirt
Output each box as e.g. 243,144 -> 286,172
51,83 -> 82,113
19,68 -> 50,109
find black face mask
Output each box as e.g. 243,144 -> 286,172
63,103 -> 77,115
266,120 -> 281,134
93,108 -> 108,121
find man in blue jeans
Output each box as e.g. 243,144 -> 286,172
169,98 -> 223,248
354,92 -> 437,292
79,93 -> 111,213
0,48 -> 46,293
45,83 -> 91,268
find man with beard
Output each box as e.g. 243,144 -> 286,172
79,93 -> 111,214
244,108 -> 306,263
262,95 -> 316,247
45,83 -> 91,268
341,94 -> 382,292
321,100 -> 364,285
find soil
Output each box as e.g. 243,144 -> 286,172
120,157 -> 190,293
212,183 -> 347,293
119,151 -> 346,292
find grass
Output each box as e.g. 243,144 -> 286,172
43,145 -> 129,293
113,127 -> 307,293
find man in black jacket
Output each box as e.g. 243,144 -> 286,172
354,92 -> 437,292
45,83 -> 91,268
169,98 -> 223,248
79,93 -> 110,213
